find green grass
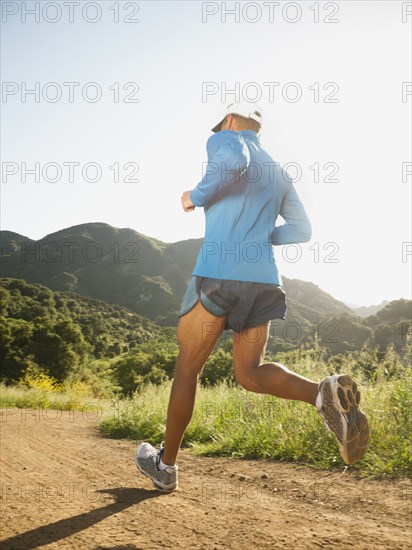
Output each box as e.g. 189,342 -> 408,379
0,383 -> 111,414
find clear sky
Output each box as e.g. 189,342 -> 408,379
1,1 -> 411,306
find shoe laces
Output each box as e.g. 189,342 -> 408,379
155,442 -> 165,469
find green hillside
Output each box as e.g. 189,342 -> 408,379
0,223 -> 351,325
1,277 -> 410,398
0,278 -> 160,384
366,299 -> 412,352
2,223 -> 410,359
1,223 -> 196,322
282,278 -> 352,315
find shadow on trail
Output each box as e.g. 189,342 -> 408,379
0,487 -> 162,550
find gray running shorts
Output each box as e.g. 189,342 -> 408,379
179,275 -> 287,332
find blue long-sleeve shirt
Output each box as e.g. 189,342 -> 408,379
190,130 -> 311,285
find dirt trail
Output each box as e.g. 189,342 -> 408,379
0,408 -> 410,550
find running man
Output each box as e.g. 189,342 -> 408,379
136,103 -> 370,492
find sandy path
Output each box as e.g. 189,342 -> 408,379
0,408 -> 410,549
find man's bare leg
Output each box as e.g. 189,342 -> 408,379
162,301 -> 227,466
233,322 -> 318,405
232,321 -> 369,464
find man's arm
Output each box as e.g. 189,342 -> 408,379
270,180 -> 312,245
189,139 -> 250,208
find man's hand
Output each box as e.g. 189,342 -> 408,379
181,191 -> 196,212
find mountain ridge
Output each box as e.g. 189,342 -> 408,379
0,223 -> 354,321
351,301 -> 391,318
2,224 -> 400,311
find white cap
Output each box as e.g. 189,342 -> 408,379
211,102 -> 263,133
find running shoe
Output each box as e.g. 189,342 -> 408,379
316,374 -> 370,464
135,442 -> 178,492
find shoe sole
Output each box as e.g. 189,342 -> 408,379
135,454 -> 178,493
320,374 -> 370,465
